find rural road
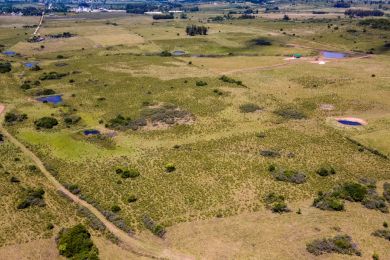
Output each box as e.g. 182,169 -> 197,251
0,105 -> 191,260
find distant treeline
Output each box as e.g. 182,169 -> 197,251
0,6 -> 42,15
345,9 -> 384,17
186,25 -> 208,36
334,1 -> 351,8
152,13 -> 174,20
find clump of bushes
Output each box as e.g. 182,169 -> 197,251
34,117 -> 58,129
264,192 -> 290,213
56,224 -> 99,260
142,215 -> 166,238
359,18 -> 390,30
219,75 -> 244,86
160,50 -> 172,57
165,163 -> 176,172
0,61 -> 11,73
111,205 -> 121,213
17,187 -> 46,209
213,89 -> 224,96
239,103 -> 261,113
35,88 -> 56,96
306,234 -> 361,256
186,25 -> 208,36
269,167 -> 307,184
260,150 -> 280,158
274,107 -> 306,120
316,165 -> 336,177
384,182 -> 390,202
372,229 -> 390,241
251,38 -> 272,46
115,167 -> 140,179
196,80 -> 208,86
39,71 -> 68,80
4,112 -> 27,124
314,181 -> 389,213
64,183 -> 81,195
64,115 -> 81,125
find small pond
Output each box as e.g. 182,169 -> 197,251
83,129 -> 100,136
172,50 -> 186,56
36,95 -> 63,105
322,51 -> 346,59
24,62 -> 38,68
2,51 -> 16,56
337,120 -> 362,126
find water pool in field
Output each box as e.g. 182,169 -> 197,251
2,51 -> 16,56
36,95 -> 63,104
172,50 -> 186,56
337,120 -> 362,126
24,62 -> 38,68
322,51 -> 346,59
83,129 -> 100,136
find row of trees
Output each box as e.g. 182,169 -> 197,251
345,9 -> 384,17
186,25 -> 208,36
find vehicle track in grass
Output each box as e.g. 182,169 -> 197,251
0,104 -> 192,260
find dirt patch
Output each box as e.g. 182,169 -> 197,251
320,104 -> 335,111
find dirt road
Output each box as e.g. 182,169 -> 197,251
0,105 -> 191,260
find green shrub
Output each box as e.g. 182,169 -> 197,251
35,88 -> 56,96
219,75 -> 244,86
196,80 -> 208,86
316,165 -> 336,177
274,107 -> 306,120
17,187 -> 45,209
121,169 -> 140,179
306,234 -> 361,256
165,163 -> 176,172
0,61 -> 11,73
239,103 -> 260,113
56,224 -> 99,259
264,192 -> 290,213
111,205 -> 121,213
313,191 -> 345,211
34,117 -> 58,129
340,182 -> 367,202
5,112 -> 27,124
39,71 -> 68,80
127,195 -> 137,203
384,182 -> 390,202
372,229 -> 390,241
271,169 -> 307,184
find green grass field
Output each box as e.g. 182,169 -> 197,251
1,5 -> 389,259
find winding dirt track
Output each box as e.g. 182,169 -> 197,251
0,105 -> 191,260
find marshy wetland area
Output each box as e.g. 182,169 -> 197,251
0,1 -> 390,259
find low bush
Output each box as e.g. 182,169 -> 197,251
5,112 -> 27,124
372,229 -> 390,241
35,88 -> 56,96
111,205 -> 121,213
264,192 -> 290,213
306,234 -> 361,256
271,169 -> 307,184
121,169 -> 140,179
316,165 -> 336,177
127,195 -> 137,203
384,182 -> 390,202
39,71 -> 68,80
64,115 -> 81,125
56,224 -> 99,259
239,103 -> 261,113
64,183 -> 81,195
160,50 -> 172,57
313,191 -> 345,211
362,194 -> 388,213
274,107 -> 306,120
17,187 -> 46,209
165,163 -> 176,172
142,215 -> 166,238
34,117 -> 58,129
219,75 -> 244,86
0,61 -> 11,73
339,182 -> 367,202
196,80 -> 208,86
260,150 -> 280,158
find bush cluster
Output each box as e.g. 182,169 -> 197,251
5,112 -> 28,124
186,25 -> 208,36
372,229 -> 390,241
0,61 -> 11,73
56,224 -> 99,260
239,103 -> 261,113
219,75 -> 244,86
17,187 -> 46,209
165,163 -> 176,172
260,150 -> 280,158
115,167 -> 140,179
306,234 -> 361,256
34,117 -> 59,129
359,18 -> 390,30
384,182 -> 390,202
196,80 -> 207,86
316,165 -> 336,177
264,193 -> 290,213
142,215 -> 166,238
274,107 -> 306,120
35,88 -> 56,96
39,71 -> 68,80
270,168 -> 307,184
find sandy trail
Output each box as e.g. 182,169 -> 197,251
0,105 -> 192,260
